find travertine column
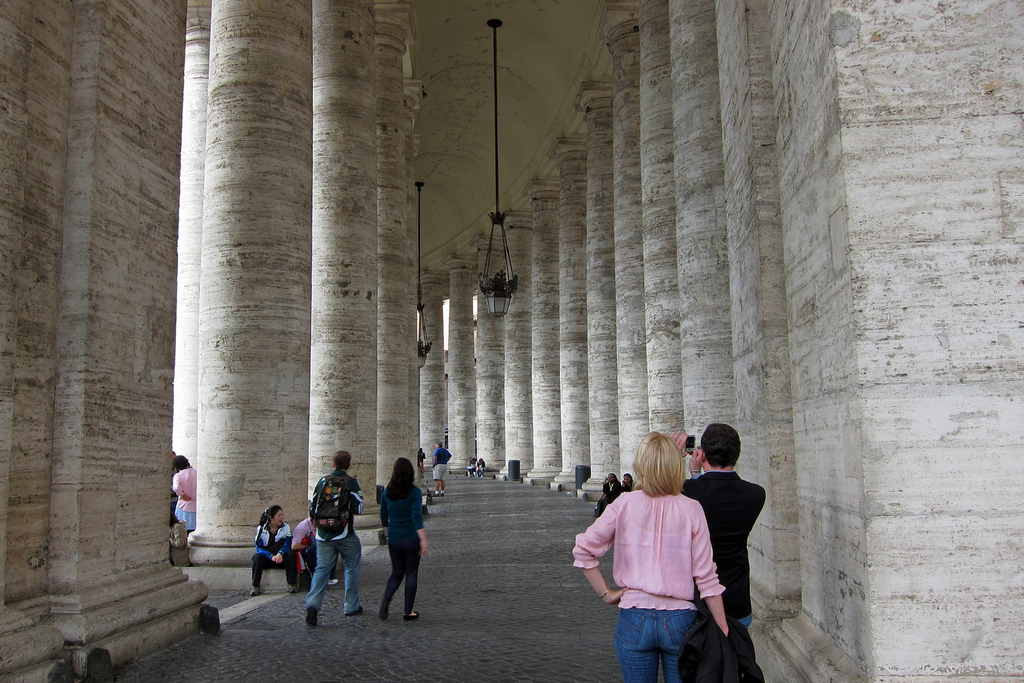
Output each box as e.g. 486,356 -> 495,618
714,0 -> 800,626
0,3 -> 69,676
578,84 -> 620,492
553,139 -> 591,486
447,255 -> 477,467
193,0 -> 313,564
638,0 -> 684,432
527,181 -> 562,481
47,0 -> 207,670
604,3 -> 649,474
375,3 -> 412,486
309,0 -> 378,493
503,211 -> 534,474
172,9 -> 211,460
419,271 -> 446,452
475,235 -> 505,470
669,0 -> 734,427
404,87 -> 421,456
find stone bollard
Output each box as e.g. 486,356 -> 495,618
81,648 -> 113,683
199,604 -> 221,635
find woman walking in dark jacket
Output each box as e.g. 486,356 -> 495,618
379,457 -> 429,621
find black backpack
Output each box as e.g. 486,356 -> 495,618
311,474 -> 352,532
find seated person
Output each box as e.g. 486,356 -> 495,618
169,512 -> 189,567
595,473 -> 622,517
621,473 -> 634,492
475,458 -> 486,477
292,515 -> 338,586
251,504 -> 297,596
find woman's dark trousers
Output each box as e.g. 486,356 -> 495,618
251,551 -> 297,588
383,535 -> 421,615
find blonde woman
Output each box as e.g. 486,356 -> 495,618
572,432 -> 730,683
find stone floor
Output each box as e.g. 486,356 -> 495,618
115,476 -> 625,682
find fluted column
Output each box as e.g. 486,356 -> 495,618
419,271 -> 446,452
172,10 -> 211,461
447,255 -> 477,467
604,2 -> 648,475
193,0 -> 313,564
553,139 -> 590,486
503,210 -> 534,474
579,84 -> 620,492
475,235 -> 505,470
375,3 -> 412,486
638,0 -> 684,432
309,0 -> 378,493
670,0 -> 735,426
527,180 -> 562,481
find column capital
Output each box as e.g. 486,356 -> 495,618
409,132 -> 421,156
448,253 -> 476,271
472,233 -> 492,252
420,269 -> 447,290
602,2 -> 639,52
375,2 -> 412,52
529,179 -> 560,200
552,137 -> 587,163
577,81 -> 613,114
505,210 -> 533,230
404,79 -> 423,112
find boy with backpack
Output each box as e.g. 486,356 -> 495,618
304,450 -> 364,626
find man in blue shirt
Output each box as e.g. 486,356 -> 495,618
431,442 -> 452,497
304,450 -> 364,626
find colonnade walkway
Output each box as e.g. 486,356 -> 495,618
116,476 -> 623,682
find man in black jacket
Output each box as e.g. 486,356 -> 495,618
681,423 -> 766,628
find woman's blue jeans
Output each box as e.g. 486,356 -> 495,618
615,607 -> 696,683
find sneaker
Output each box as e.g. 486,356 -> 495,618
327,578 -> 339,586
344,606 -> 364,617
305,607 -> 317,626
287,584 -> 297,594
433,491 -> 439,496
249,586 -> 261,596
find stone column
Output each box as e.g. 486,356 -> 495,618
604,2 -> 649,475
405,85 -> 421,456
552,139 -> 591,487
419,271 -> 446,452
447,255 -> 477,467
193,0 -> 313,565
47,0 -> 208,671
172,8 -> 211,461
375,3 -> 412,487
526,180 -> 562,482
475,235 -> 505,471
309,0 -> 378,493
714,0 -> 800,626
669,0 -> 734,427
503,210 -> 534,474
638,0 -> 684,433
578,84 -> 620,492
0,2 -> 69,677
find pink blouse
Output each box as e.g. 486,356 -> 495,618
172,467 -> 197,513
573,490 -> 725,610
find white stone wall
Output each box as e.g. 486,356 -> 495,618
768,0 -> 1024,678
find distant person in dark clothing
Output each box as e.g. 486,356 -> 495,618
379,457 -> 429,621
416,448 -> 427,477
678,424 -> 766,628
621,473 -> 634,492
595,473 -> 622,517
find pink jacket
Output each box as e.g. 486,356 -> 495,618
172,467 -> 197,513
573,490 -> 725,610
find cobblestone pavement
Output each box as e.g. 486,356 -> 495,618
116,477 -> 625,683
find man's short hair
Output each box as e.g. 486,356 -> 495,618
700,423 -> 741,468
333,450 -> 351,470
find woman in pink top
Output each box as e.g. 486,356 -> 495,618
171,455 -> 197,531
573,432 -> 730,683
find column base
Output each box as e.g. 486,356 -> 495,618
0,608 -> 66,681
552,471 -> 577,485
524,466 -> 560,481
47,576 -> 207,676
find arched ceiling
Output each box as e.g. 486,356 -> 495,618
409,1 -> 608,270
185,0 -> 610,272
